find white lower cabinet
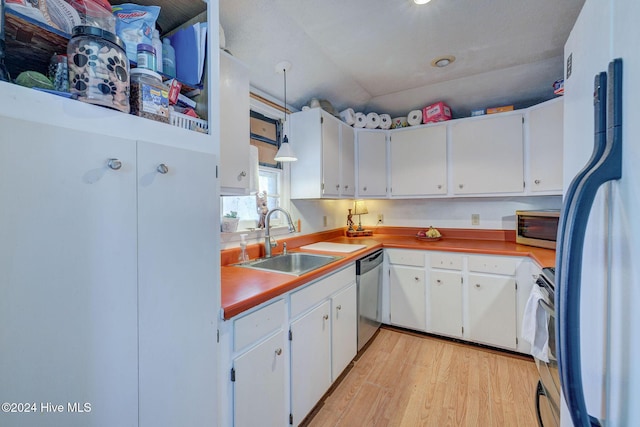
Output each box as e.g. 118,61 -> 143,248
467,274 -> 517,349
388,249 -> 427,331
291,300 -> 333,425
429,270 -> 463,338
231,299 -> 287,427
289,265 -> 357,425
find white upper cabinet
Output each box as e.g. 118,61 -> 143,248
450,112 -> 525,195
526,97 -> 564,194
356,130 -> 387,197
291,108 -> 355,199
389,125 -> 447,197
219,51 -> 250,194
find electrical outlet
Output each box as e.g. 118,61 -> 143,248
323,215 -> 327,227
471,214 -> 480,225
377,214 -> 384,223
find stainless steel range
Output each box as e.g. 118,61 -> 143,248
534,267 -> 560,427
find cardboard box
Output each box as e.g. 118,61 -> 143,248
250,117 -> 277,142
422,101 -> 452,123
486,105 -> 514,114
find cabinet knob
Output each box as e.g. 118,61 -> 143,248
107,158 -> 122,170
336,305 -> 342,311
275,348 -> 282,356
534,179 -> 541,185
323,314 -> 329,320
156,163 -> 169,174
436,279 -> 442,284
336,184 -> 340,190
532,274 -> 539,280
414,276 -> 420,282
437,184 -> 442,189
363,186 -> 367,192
475,284 -> 481,288
344,185 -> 349,190
238,171 -> 247,180
458,184 -> 464,189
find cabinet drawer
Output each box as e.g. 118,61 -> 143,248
290,265 -> 356,319
430,253 -> 464,270
386,249 -> 425,267
234,299 -> 285,352
468,255 -> 520,276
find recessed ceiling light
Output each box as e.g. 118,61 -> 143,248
431,55 -> 456,68
414,0 -> 432,4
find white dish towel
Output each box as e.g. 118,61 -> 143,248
521,284 -> 550,362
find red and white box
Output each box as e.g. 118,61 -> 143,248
167,79 -> 182,105
422,101 -> 452,123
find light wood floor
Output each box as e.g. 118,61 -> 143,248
304,327 -> 540,427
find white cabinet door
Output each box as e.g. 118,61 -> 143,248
0,118 -> 138,427
528,98 -> 563,193
321,112 -> 341,197
331,283 -> 357,382
451,113 -> 524,194
467,274 -> 517,349
357,130 -> 387,197
233,332 -> 287,427
137,142 -> 218,427
389,265 -> 427,331
429,271 -> 463,338
220,51 -> 250,194
290,300 -> 332,425
390,125 -> 447,196
340,123 -> 356,197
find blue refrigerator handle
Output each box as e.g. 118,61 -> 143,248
556,58 -> 623,427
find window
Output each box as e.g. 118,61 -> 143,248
221,167 -> 283,231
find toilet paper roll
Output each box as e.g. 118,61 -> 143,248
407,109 -> 423,126
365,112 -> 380,129
354,112 -> 367,128
379,114 -> 392,130
340,108 -> 356,125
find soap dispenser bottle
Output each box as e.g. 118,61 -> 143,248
238,234 -> 249,263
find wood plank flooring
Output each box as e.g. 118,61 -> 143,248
303,327 -> 540,427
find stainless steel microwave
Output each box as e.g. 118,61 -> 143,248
516,210 -> 560,249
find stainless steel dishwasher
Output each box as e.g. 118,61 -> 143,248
356,249 -> 383,351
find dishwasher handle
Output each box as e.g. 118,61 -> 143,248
356,250 -> 383,275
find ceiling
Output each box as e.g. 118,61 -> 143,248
219,0 -> 585,119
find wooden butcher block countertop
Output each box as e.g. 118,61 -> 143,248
220,227 -> 555,319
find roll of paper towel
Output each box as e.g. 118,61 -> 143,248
365,112 -> 380,129
340,108 -> 356,125
379,114 -> 391,130
354,112 -> 367,128
407,109 -> 422,126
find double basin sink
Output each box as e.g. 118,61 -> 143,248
237,252 -> 342,276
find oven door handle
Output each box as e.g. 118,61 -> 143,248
538,298 -> 555,318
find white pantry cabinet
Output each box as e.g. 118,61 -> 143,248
450,112 -> 524,195
387,249 -> 427,331
220,50 -> 251,194
389,125 -> 448,197
356,129 -> 388,197
526,97 -> 564,193
0,117 -> 219,427
290,109 -> 356,198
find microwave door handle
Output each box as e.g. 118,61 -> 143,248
555,71 -> 607,270
556,58 -> 622,427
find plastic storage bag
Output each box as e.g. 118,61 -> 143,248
112,3 -> 160,63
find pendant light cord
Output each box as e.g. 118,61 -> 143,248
283,68 -> 287,124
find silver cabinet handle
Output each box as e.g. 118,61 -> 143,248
415,276 -> 420,282
363,186 -> 367,191
437,184 -> 442,189
459,184 -> 464,189
534,179 -> 541,184
157,164 -> 169,174
275,348 -> 282,356
239,171 -> 247,178
107,158 -> 122,170
436,279 -> 442,284
336,305 -> 342,311
344,185 -> 349,190
323,314 -> 329,320
336,184 -> 340,190
475,284 -> 481,288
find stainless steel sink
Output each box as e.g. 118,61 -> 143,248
237,252 -> 342,276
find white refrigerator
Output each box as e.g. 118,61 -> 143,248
560,0 -> 640,425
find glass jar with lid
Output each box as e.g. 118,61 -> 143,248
129,68 -> 169,123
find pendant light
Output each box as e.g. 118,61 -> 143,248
274,61 -> 297,162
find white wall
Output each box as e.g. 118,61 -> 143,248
292,196 -> 562,234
